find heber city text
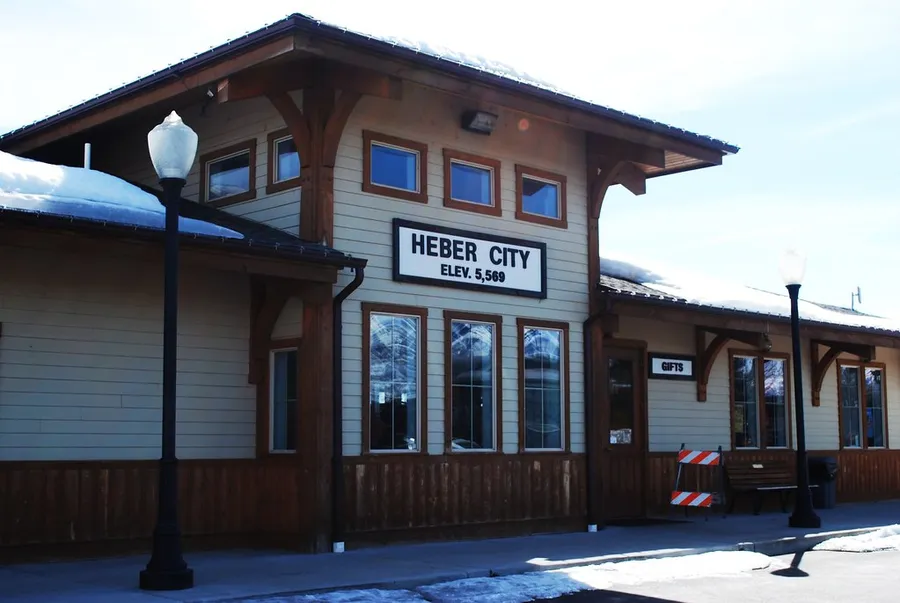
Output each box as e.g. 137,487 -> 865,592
411,232 -> 531,268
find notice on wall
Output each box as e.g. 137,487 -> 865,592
648,353 -> 695,381
392,218 -> 547,298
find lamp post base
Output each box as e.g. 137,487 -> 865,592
139,567 -> 194,591
788,511 -> 822,529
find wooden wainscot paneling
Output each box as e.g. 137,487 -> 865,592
342,454 -> 586,542
834,449 -> 900,502
0,459 -> 301,556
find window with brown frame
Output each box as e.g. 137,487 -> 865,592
362,303 -> 428,453
362,130 -> 428,204
199,139 -> 257,207
515,165 -> 567,228
444,311 -> 502,452
268,344 -> 299,453
266,128 -> 301,194
730,351 -> 791,449
517,318 -> 570,452
838,360 -> 887,449
442,149 -> 502,217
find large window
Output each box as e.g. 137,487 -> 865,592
266,129 -> 301,194
270,347 -> 298,452
362,130 -> 428,204
731,352 -> 790,449
363,304 -> 427,453
199,139 -> 257,207
518,319 -> 568,451
515,165 -> 567,228
445,311 -> 502,452
443,149 -> 502,217
839,361 -> 887,449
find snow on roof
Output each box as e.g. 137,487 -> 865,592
0,151 -> 242,239
600,254 -> 900,334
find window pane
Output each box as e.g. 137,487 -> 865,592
523,327 -> 563,449
208,151 -> 250,201
840,366 -> 862,448
763,359 -> 787,447
272,349 -> 298,451
371,143 -> 418,192
522,176 -> 560,218
608,358 -> 635,445
275,137 -> 300,182
450,161 -> 492,206
369,314 -> 419,451
865,368 -> 885,448
450,321 -> 494,450
732,356 -> 759,447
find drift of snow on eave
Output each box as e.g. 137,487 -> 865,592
0,151 -> 243,240
601,254 -> 900,333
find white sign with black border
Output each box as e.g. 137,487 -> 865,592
392,218 -> 547,298
648,353 -> 695,381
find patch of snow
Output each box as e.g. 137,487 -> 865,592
0,151 -> 243,240
242,588 -> 427,603
601,253 -> 900,333
813,525 -> 900,552
419,571 -> 588,603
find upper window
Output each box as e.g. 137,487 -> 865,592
445,311 -> 502,452
731,352 -> 790,449
838,361 -> 887,449
519,320 -> 568,451
266,129 -> 301,194
362,130 -> 428,204
199,139 -> 257,207
515,165 -> 567,228
270,347 -> 298,453
443,149 -> 502,217
363,304 -> 428,453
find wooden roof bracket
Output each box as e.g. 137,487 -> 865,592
810,339 -> 875,406
695,326 -> 768,402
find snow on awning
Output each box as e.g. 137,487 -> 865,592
600,255 -> 900,334
0,150 -> 243,239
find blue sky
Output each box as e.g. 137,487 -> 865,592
2,1 -> 899,317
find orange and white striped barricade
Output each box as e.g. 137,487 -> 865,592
669,444 -> 726,520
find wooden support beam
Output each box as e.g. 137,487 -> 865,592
218,59 -> 402,104
614,161 -> 647,196
587,132 -> 667,168
810,339 -> 876,407
696,328 -> 729,402
248,277 -> 291,385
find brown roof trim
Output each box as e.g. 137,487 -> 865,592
0,14 -> 739,159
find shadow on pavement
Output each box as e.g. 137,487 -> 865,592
770,551 -> 809,578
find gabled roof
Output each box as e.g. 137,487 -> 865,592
598,256 -> 900,337
0,13 -> 738,160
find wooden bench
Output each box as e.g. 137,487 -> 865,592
725,460 -> 818,515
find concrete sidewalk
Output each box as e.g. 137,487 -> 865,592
3,500 -> 898,603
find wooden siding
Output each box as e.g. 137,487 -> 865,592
95,94 -> 302,236
0,459 -> 306,549
341,454 -> 586,537
333,82 -> 590,456
0,237 -> 257,461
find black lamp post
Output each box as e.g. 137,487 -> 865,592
140,111 -> 198,591
780,248 -> 822,529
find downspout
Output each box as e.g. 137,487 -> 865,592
331,264 -> 365,553
583,307 -> 604,533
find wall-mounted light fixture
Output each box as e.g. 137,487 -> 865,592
461,110 -> 498,135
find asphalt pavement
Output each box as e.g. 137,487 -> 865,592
532,549 -> 900,603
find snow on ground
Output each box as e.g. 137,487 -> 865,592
0,150 -> 243,239
244,551 -> 778,603
813,525 -> 900,553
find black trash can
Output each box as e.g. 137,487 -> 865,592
808,456 -> 839,509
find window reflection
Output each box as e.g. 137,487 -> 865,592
450,320 -> 495,450
523,327 -> 563,450
369,314 -> 419,451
